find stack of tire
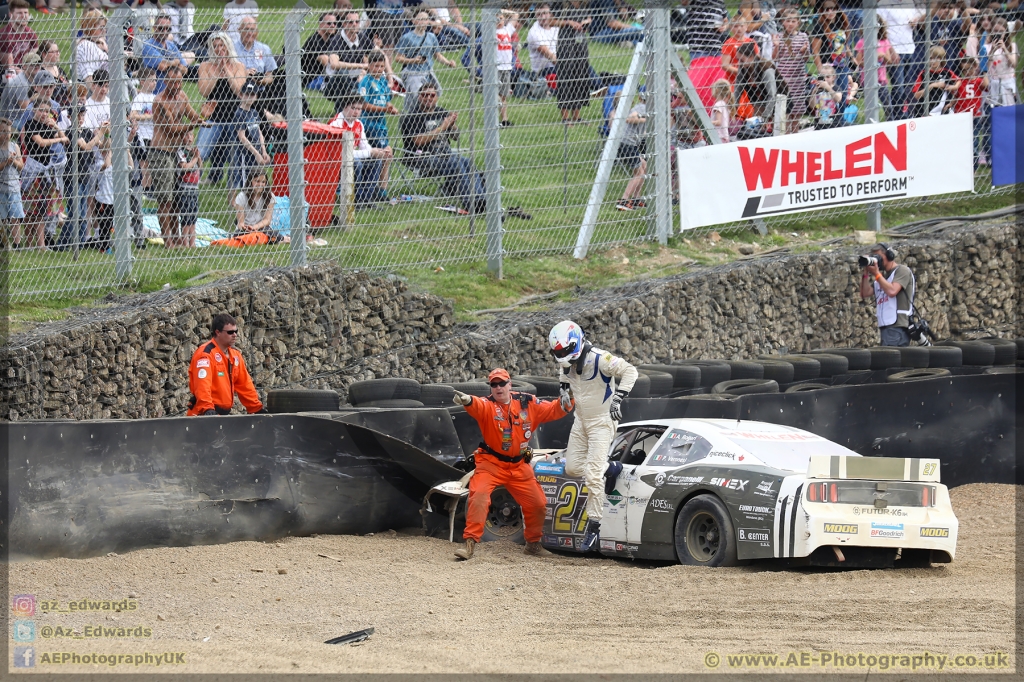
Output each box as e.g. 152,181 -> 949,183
346,378 -> 425,408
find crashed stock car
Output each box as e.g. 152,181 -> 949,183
424,418 -> 958,568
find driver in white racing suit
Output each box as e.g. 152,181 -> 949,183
549,320 -> 638,552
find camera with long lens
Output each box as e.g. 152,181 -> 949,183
858,255 -> 879,268
907,316 -> 936,347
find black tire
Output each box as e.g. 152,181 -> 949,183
721,360 -> 764,380
630,373 -> 651,398
639,369 -> 675,396
637,364 -> 702,389
674,494 -> 739,567
361,399 -> 426,408
422,485 -> 524,544
449,381 -> 492,397
672,360 -> 731,387
419,384 -> 455,406
976,338 -> 1017,365
811,347 -> 872,371
792,353 -> 848,377
983,366 -> 1024,374
510,380 -> 538,394
514,375 -> 561,396
678,394 -> 739,401
760,355 -> 820,381
887,368 -> 952,382
896,346 -> 930,369
1015,339 -> 1024,359
266,389 -> 340,413
866,347 -> 903,370
711,378 -> 779,395
756,359 -> 795,384
784,382 -> 831,393
348,378 -> 421,405
936,340 -> 996,366
926,345 -> 962,368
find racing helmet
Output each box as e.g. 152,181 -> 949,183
548,320 -> 585,368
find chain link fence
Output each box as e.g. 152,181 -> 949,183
1,1 -> 1016,301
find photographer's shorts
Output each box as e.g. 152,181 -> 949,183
879,325 -> 910,347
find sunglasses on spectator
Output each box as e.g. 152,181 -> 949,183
489,380 -> 509,388
222,329 -> 239,335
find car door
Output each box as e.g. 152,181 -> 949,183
597,427 -> 641,547
623,428 -> 670,544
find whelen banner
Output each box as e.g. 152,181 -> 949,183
676,114 -> 974,230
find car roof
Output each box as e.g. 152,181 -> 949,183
619,418 -> 860,472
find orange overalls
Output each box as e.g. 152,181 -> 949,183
463,393 -> 569,543
186,340 -> 263,416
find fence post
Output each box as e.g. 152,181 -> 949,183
285,3 -> 309,266
773,94 -> 787,136
340,131 -> 355,228
863,0 -> 882,232
649,5 -> 672,245
106,5 -> 133,279
481,3 -> 502,279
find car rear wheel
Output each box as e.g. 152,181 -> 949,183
674,495 -> 739,567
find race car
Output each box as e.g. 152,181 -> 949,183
422,418 -> 958,568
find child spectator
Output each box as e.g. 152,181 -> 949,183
710,78 -> 733,143
773,7 -> 810,133
58,97 -> 104,251
358,51 -> 397,198
211,169 -> 283,246
496,10 -> 519,127
721,17 -> 755,83
329,96 -> 394,205
615,91 -> 648,212
810,63 -> 856,128
92,119 -> 136,252
233,169 -> 278,239
176,134 -> 201,248
0,117 -> 25,249
130,67 -> 157,194
952,57 -> 989,166
21,95 -> 66,250
84,68 -> 110,132
810,0 -> 852,95
855,17 -> 899,121
912,45 -> 959,116
231,79 -> 270,195
984,17 -> 1018,108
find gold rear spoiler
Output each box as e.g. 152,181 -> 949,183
807,455 -> 941,482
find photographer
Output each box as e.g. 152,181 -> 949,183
859,243 -> 915,347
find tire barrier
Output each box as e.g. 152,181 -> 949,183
760,355 -> 821,381
936,340 -> 996,366
638,369 -> 675,397
348,378 -> 422,405
671,360 -> 731,387
266,389 -> 340,413
755,359 -> 796,384
711,379 -> 780,395
9,356 -> 1014,560
636,364 -> 702,389
810,347 -> 872,371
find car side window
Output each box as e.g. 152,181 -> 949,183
645,428 -> 713,467
622,428 -> 667,465
608,429 -> 638,462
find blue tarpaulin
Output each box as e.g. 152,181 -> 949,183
991,105 -> 1023,187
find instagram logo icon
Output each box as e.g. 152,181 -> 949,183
11,595 -> 35,617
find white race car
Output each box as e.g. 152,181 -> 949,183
424,418 -> 958,568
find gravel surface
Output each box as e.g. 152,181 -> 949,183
9,483 -> 1016,674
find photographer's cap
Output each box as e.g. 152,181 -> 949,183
240,80 -> 262,96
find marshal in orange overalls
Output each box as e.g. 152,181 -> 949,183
462,391 -> 569,543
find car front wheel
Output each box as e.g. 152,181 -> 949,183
674,494 -> 739,567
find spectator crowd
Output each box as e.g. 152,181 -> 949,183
0,0 -> 1017,249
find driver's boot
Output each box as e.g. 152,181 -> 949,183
454,538 -> 476,560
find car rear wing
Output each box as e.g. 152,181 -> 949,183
807,455 -> 941,483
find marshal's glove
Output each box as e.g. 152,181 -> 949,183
559,382 -> 573,412
452,390 -> 473,406
609,389 -> 628,422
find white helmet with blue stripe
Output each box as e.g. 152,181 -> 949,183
548,320 -> 585,368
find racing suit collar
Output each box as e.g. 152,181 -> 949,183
572,342 -> 593,375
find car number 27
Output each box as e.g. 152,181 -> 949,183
553,481 -> 590,533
